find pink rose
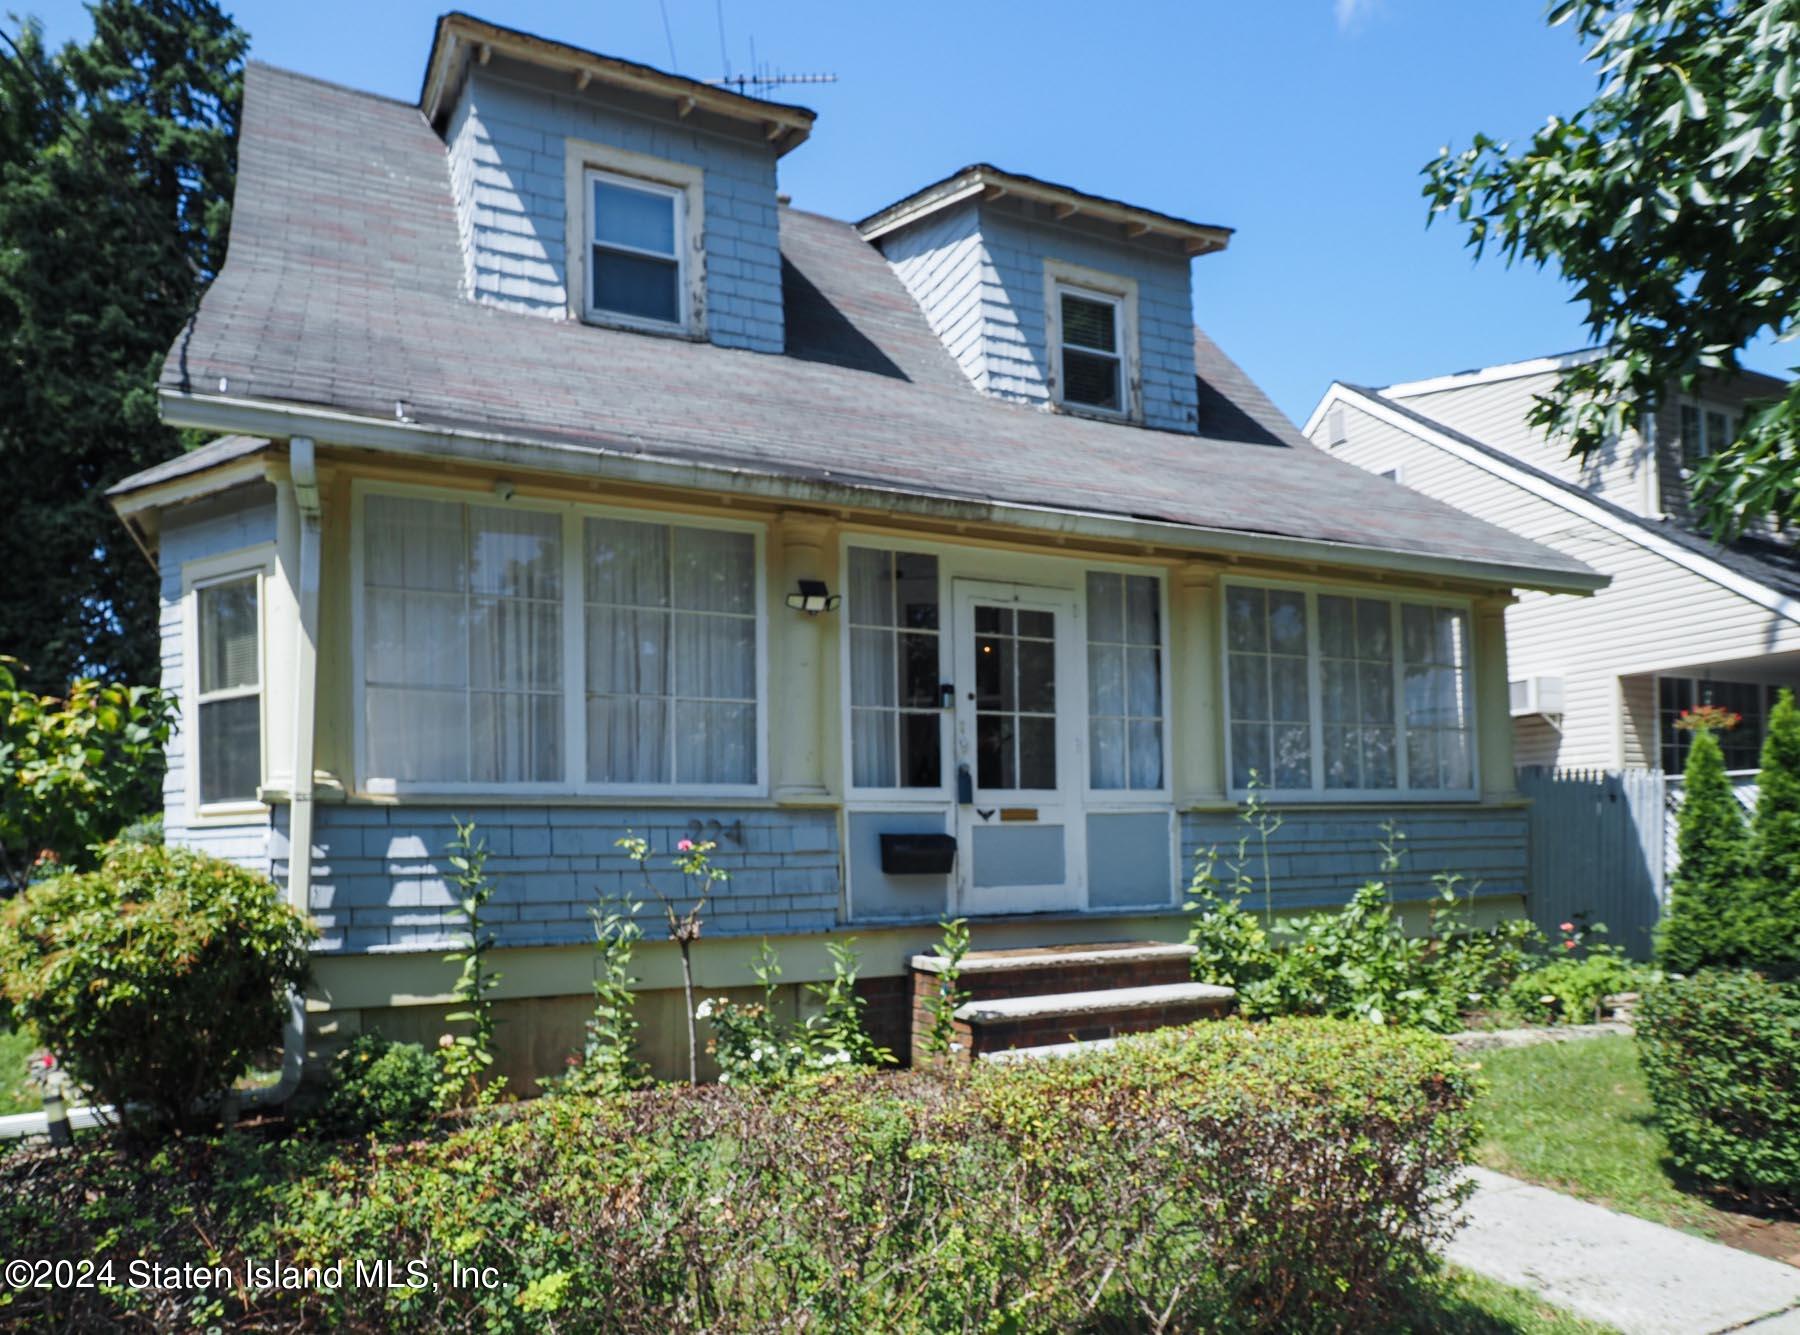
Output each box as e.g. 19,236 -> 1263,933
1564,940 -> 1577,950
677,838 -> 694,852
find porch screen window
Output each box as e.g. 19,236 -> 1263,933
364,495 -> 563,784
585,518 -> 756,786
195,575 -> 261,805
1659,677 -> 1768,773
1086,571 -> 1163,789
848,547 -> 941,789
1226,587 -> 1312,790
1058,288 -> 1123,412
587,170 -> 683,326
1226,584 -> 1474,795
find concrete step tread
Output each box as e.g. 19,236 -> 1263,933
980,1037 -> 1120,1064
913,940 -> 1196,976
953,981 -> 1235,1024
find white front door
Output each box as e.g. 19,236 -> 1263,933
951,580 -> 1084,915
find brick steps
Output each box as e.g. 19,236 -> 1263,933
909,940 -> 1235,1065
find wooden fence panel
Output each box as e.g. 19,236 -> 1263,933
1519,767 -> 1665,960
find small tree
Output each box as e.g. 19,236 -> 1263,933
1747,689 -> 1800,968
1658,725 -> 1750,973
618,832 -> 726,1086
437,819 -> 504,1107
0,658 -> 174,894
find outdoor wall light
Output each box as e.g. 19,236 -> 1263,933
785,579 -> 841,615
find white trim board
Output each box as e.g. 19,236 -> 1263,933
1376,349 -> 1605,400
1308,383 -> 1800,629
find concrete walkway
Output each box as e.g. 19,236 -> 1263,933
1448,1167 -> 1800,1334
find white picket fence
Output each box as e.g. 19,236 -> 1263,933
1662,770 -> 1759,872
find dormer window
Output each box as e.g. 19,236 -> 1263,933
1678,398 -> 1739,470
588,171 -> 684,326
1059,289 -> 1123,412
563,139 -> 706,337
1044,260 -> 1139,421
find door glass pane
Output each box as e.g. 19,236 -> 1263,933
973,602 -> 1057,792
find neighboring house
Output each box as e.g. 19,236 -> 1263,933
107,14 -> 1600,1082
1307,353 -> 1798,778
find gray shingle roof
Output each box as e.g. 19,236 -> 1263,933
148,61 -> 1598,591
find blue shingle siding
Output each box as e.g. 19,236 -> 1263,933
279,805 -> 842,952
1180,807 -> 1529,910
157,487 -> 277,847
445,59 -> 785,352
877,204 -> 1201,432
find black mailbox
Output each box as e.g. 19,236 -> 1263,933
879,832 -> 957,876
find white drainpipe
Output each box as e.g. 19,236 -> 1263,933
0,437 -> 322,1141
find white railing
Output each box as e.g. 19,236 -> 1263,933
1664,769 -> 1759,873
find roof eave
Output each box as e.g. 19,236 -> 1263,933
856,165 -> 1233,256
420,12 -> 815,155
154,388 -> 1606,597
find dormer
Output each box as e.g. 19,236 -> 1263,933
420,13 -> 814,352
858,166 -> 1231,432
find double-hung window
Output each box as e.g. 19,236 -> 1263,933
847,547 -> 943,790
1225,583 -> 1475,797
1678,400 -> 1738,470
1056,286 -> 1124,413
193,572 -> 263,807
586,168 -> 685,328
1086,571 -> 1164,790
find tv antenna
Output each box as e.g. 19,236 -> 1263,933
708,32 -> 836,98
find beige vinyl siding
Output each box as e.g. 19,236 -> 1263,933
1392,372 -> 1657,519
1316,400 -> 1800,770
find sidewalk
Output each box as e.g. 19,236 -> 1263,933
1448,1167 -> 1800,1334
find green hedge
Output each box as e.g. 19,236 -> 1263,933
0,1018 -> 1477,1333
1636,970 -> 1800,1201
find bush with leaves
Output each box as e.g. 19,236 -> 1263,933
0,1018 -> 1476,1333
701,938 -> 893,1084
436,820 -> 504,1108
313,1034 -> 442,1140
918,915 -> 971,1062
553,895 -> 648,1096
1188,821 -> 1539,1031
0,657 -> 173,894
1506,921 -> 1652,1025
1637,970 -> 1799,1202
1659,726 -> 1753,972
0,842 -> 312,1134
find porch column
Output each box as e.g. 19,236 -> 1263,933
1474,593 -> 1518,801
1173,562 -> 1227,806
771,512 -> 838,803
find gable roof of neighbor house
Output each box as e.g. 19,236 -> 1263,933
1313,382 -> 1800,616
130,59 -> 1602,594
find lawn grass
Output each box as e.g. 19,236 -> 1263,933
0,1024 -> 42,1116
1389,1267 -> 1619,1334
1473,1034 -> 1722,1238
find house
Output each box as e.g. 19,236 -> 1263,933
106,14 -> 1601,1082
1305,354 -> 1799,779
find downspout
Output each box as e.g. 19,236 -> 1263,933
0,439 -> 323,1140
244,435 -> 322,1111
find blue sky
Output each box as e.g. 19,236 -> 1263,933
20,0 -> 1784,422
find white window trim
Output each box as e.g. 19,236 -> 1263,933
1044,259 -> 1141,423
1219,576 -> 1481,803
350,480 -> 768,800
563,137 -> 706,338
182,544 -> 275,824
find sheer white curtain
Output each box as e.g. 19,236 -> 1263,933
1086,571 -> 1163,790
586,517 -> 756,786
1402,604 -> 1473,790
364,494 -> 562,783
